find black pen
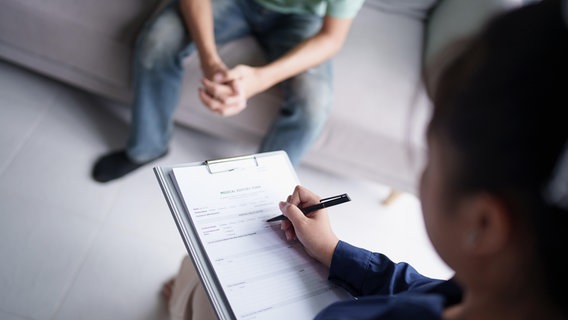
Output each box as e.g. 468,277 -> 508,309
266,193 -> 351,222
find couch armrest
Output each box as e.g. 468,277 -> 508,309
423,0 -> 525,68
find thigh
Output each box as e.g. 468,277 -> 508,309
139,0 -> 253,60
169,256 -> 216,320
211,0 -> 253,44
258,13 -> 332,111
135,1 -> 190,65
256,13 -> 323,62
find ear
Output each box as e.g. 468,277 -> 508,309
459,193 -> 512,255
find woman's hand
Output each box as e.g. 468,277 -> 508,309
279,185 -> 339,268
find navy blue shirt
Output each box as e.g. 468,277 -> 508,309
315,241 -> 462,319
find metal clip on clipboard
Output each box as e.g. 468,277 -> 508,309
205,154 -> 259,174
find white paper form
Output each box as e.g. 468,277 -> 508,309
171,154 -> 352,319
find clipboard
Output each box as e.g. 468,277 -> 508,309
153,155 -> 263,320
153,151 -> 352,319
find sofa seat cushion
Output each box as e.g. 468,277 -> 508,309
0,0 -> 160,100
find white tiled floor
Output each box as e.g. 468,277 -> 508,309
0,59 -> 453,320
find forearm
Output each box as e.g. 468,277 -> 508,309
259,16 -> 352,89
179,0 -> 220,68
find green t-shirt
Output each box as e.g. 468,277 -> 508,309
255,0 -> 365,19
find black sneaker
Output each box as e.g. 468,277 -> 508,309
92,150 -> 167,183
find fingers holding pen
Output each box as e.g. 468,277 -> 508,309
279,203 -> 338,268
289,185 -> 321,209
278,186 -> 340,268
281,221 -> 296,241
279,200 -> 300,241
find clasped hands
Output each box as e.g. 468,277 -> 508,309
199,62 -> 267,117
278,185 -> 340,269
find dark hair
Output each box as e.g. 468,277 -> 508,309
427,0 -> 568,311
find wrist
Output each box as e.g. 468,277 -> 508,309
255,66 -> 276,92
199,53 -> 222,70
321,237 -> 339,269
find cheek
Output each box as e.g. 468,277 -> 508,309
421,187 -> 440,246
424,210 -> 453,268
420,168 -> 439,236
420,169 -> 451,261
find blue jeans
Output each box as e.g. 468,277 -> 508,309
127,0 -> 333,166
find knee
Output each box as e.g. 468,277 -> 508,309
136,9 -> 187,70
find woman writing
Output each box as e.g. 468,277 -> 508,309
280,0 -> 568,318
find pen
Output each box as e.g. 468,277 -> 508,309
266,193 -> 351,222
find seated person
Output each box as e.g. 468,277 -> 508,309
92,0 -> 363,183
164,0 -> 568,318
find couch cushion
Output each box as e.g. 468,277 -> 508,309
0,0 -> 160,100
306,4 -> 431,191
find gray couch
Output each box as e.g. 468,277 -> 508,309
0,0 -> 522,193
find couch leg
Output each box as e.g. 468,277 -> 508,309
382,189 -> 402,206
